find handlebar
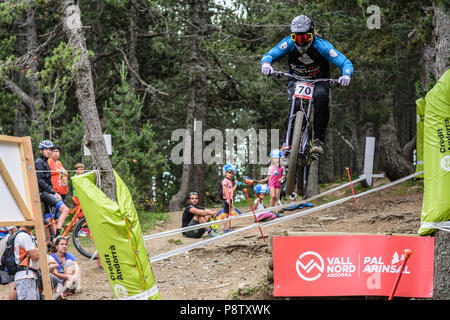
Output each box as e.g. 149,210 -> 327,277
271,69 -> 339,85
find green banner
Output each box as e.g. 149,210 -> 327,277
415,98 -> 425,178
419,70 -> 450,235
72,171 -> 161,299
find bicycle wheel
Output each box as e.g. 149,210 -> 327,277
285,110 -> 304,197
72,217 -> 97,259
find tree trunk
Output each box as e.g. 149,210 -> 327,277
433,2 -> 450,79
61,0 -> 116,201
128,0 -> 140,91
320,126 -> 335,183
188,0 -> 211,206
25,8 -> 44,124
4,8 -> 44,137
433,230 -> 450,299
431,2 -> 450,300
169,111 -> 194,212
306,159 -> 320,197
377,113 -> 414,181
169,0 -> 211,210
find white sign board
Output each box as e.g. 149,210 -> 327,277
83,134 -> 112,156
0,140 -> 30,223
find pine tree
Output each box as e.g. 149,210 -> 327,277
104,62 -> 165,205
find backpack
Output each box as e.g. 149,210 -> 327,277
0,230 -> 27,276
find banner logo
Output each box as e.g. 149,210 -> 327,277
441,155 -> 450,172
296,251 -> 324,281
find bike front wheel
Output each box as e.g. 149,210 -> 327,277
285,110 -> 304,197
72,217 -> 97,259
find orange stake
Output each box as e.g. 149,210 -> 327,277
346,167 -> 358,209
388,249 -> 413,300
243,188 -> 266,242
228,191 -> 232,231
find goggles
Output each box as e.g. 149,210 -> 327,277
291,32 -> 313,45
188,192 -> 199,200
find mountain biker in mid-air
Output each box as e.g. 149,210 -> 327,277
260,14 -> 353,156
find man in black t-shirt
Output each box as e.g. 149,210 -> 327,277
181,192 -> 219,238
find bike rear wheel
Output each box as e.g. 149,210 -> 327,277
72,217 -> 97,259
285,110 -> 304,197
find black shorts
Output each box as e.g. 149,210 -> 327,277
182,218 -> 206,238
222,199 -> 233,213
40,191 -> 62,219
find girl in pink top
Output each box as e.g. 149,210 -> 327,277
259,150 -> 285,216
221,164 -> 238,233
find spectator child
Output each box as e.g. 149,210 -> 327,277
72,163 -> 85,207
253,184 -> 276,222
71,163 -> 86,236
221,164 -> 238,233
259,150 -> 285,217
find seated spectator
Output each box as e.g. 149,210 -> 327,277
35,140 -> 70,242
253,184 -> 276,222
181,192 -> 220,238
48,236 -> 80,299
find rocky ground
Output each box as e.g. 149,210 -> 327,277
0,177 -> 426,300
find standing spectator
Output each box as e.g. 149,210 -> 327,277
0,226 -> 18,300
72,163 -> 85,207
47,145 -> 69,202
14,225 -> 40,300
72,163 -> 86,236
181,192 -> 219,238
35,140 -> 70,242
221,164 -> 238,233
259,150 -> 285,217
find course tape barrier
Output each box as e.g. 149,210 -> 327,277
149,171 -> 422,263
143,174 -> 383,242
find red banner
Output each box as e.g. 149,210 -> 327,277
273,235 -> 434,297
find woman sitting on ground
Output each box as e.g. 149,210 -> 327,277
48,236 -> 80,298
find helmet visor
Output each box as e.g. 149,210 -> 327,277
291,32 -> 313,46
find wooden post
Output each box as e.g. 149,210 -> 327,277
363,137 -> 375,187
0,135 -> 53,300
22,137 -> 53,300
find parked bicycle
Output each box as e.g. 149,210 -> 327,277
271,69 -> 339,199
44,205 -> 97,259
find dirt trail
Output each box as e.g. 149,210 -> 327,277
0,178 -> 424,300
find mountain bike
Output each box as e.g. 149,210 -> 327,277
271,69 -> 338,199
44,205 -> 97,259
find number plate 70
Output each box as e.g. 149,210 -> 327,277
294,82 -> 314,100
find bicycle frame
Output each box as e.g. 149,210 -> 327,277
44,205 -> 84,238
285,93 -> 313,158
273,69 -> 338,157
270,69 -> 338,198
62,206 -> 84,237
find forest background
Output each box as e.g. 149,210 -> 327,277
0,0 -> 448,212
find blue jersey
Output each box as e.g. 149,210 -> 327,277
261,35 -> 353,79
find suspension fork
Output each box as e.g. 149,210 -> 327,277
284,95 -> 298,148
300,99 -> 313,154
